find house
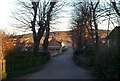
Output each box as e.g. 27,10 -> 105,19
48,37 -> 62,56
62,40 -> 72,48
106,26 -> 120,48
49,31 -> 72,48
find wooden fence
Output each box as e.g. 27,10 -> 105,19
0,59 -> 6,79
0,59 -> 2,80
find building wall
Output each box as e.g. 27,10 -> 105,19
48,38 -> 62,56
106,26 -> 120,47
48,46 -> 62,56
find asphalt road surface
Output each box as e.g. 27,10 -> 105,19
20,47 -> 95,79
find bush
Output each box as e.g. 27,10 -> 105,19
73,47 -> 96,67
39,51 -> 51,60
73,44 -> 120,79
93,46 -> 120,79
62,48 -> 67,53
6,52 -> 50,78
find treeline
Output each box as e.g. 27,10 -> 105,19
71,1 -> 120,79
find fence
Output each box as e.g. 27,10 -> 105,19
0,59 -> 6,80
0,59 -> 2,80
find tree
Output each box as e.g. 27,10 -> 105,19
31,1 -> 39,55
71,0 -> 104,53
13,0 -> 64,55
0,30 -> 15,59
71,2 -> 91,53
90,1 -> 100,48
111,1 -> 120,16
43,2 -> 56,53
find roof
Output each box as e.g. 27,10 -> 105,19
49,37 -> 61,46
106,26 -> 120,39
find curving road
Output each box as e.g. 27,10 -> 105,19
20,47 -> 95,79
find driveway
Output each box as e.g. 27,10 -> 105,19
20,47 -> 95,79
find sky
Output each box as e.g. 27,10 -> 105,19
0,0 -> 118,35
0,0 -> 71,34
0,0 -> 16,34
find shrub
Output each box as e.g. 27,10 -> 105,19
73,47 -> 95,67
73,44 -> 120,79
93,46 -> 120,79
6,52 -> 50,78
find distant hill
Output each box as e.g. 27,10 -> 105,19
99,30 -> 112,39
11,30 -> 108,45
11,31 -> 72,45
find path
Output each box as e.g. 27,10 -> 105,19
20,47 -> 95,79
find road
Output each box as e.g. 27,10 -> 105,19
20,47 -> 95,79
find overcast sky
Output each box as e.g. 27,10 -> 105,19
0,0 -> 118,35
0,0 -> 15,34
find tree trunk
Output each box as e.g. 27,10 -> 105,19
33,38 -> 40,55
43,27 -> 50,52
89,8 -> 94,44
43,13 -> 50,53
91,1 -> 99,48
77,23 -> 83,53
43,2 -> 56,53
33,26 -> 45,55
93,12 -> 99,48
31,2 -> 39,55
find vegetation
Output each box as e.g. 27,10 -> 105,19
72,1 -> 120,79
0,1 -> 65,78
6,52 -> 50,78
13,0 -> 65,55
94,46 -> 119,79
0,30 -> 50,78
73,34 -> 120,79
62,47 -> 67,53
1,0 -> 120,79
73,46 -> 95,67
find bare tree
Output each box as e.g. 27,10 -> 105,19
111,1 -> 120,16
43,2 -> 56,53
13,0 -> 64,55
71,2 -> 91,53
71,0 -> 105,53
90,1 -> 100,48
